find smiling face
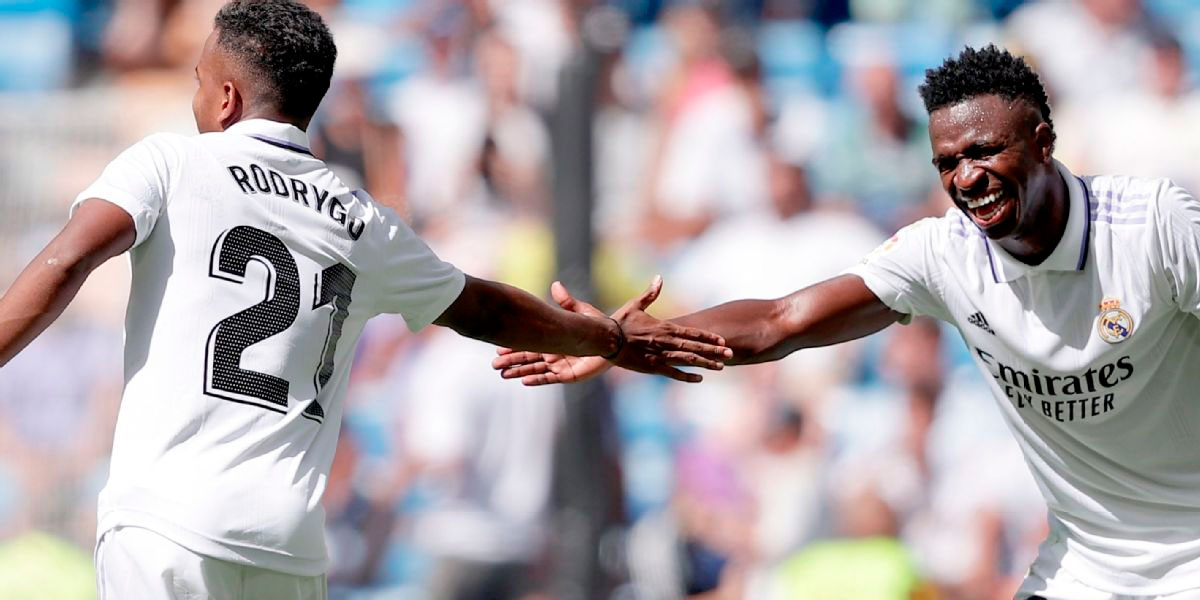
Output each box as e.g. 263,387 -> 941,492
928,94 -> 1057,242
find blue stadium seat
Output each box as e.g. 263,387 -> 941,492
1145,0 -> 1198,22
757,19 -> 829,95
0,12 -> 72,90
0,0 -> 74,14
339,0 -> 416,23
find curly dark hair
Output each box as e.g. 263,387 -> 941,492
214,0 -> 336,122
918,45 -> 1053,134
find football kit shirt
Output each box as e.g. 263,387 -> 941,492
73,119 -> 465,576
848,161 -> 1200,595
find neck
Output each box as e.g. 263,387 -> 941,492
998,167 -> 1070,265
227,107 -> 308,131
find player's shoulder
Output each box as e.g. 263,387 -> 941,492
342,189 -> 416,246
1084,173 -> 1195,226
897,208 -> 982,247
864,210 -> 974,264
134,131 -> 194,154
109,131 -> 193,175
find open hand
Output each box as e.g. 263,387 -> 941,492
492,276 -> 730,385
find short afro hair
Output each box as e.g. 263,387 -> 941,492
214,0 -> 337,122
919,44 -> 1053,133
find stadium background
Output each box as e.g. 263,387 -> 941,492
1,0 -> 1199,598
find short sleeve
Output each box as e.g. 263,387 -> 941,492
368,209 -> 466,331
1153,182 -> 1200,316
72,133 -> 182,249
843,217 -> 950,323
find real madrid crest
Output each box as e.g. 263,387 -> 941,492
1097,297 -> 1134,344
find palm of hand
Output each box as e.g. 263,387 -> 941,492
493,276 -> 728,385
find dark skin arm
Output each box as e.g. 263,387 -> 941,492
670,274 -> 903,365
494,274 -> 903,384
434,275 -> 625,358
0,199 -> 136,367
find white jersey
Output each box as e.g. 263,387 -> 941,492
73,119 -> 465,576
847,161 -> 1200,595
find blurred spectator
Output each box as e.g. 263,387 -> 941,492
825,318 -> 1047,599
324,426 -> 404,588
401,330 -> 560,600
310,80 -> 405,208
1006,0 -> 1163,103
1056,31 -> 1200,192
640,7 -> 770,254
669,155 -> 883,306
387,5 -> 488,222
472,29 -> 552,217
812,47 -> 937,229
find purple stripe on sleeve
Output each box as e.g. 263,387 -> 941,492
1089,201 -> 1149,216
1089,188 -> 1154,202
1091,215 -> 1148,225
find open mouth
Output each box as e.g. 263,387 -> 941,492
962,191 -> 1012,228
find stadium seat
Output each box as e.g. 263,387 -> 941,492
0,12 -> 72,91
757,20 -> 830,96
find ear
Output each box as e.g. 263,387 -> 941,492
218,81 -> 243,130
1033,121 -> 1055,163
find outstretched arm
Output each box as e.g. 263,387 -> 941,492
671,274 -> 902,365
436,275 -> 732,382
495,274 -> 902,384
0,199 -> 136,367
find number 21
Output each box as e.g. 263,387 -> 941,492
203,226 -> 356,422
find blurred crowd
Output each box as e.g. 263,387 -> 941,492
1,0 -> 1199,598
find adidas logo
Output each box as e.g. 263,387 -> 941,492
967,311 -> 995,335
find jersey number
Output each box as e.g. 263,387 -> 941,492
204,226 -> 356,422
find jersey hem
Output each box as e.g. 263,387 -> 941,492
72,185 -> 155,248
97,508 -> 329,577
402,268 -> 467,332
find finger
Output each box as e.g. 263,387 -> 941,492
523,372 -> 564,386
651,338 -> 733,360
496,347 -> 514,355
551,281 -> 576,310
661,351 -> 725,371
635,274 -> 664,311
653,364 -> 703,383
668,325 -> 727,347
492,351 -> 546,370
500,363 -> 551,379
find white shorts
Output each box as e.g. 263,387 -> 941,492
95,526 -> 327,600
1016,559 -> 1200,600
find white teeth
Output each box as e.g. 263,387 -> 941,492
965,192 -> 1001,209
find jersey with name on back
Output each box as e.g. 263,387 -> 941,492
847,160 -> 1200,595
72,119 -> 465,576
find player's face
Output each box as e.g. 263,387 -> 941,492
192,30 -> 235,133
928,94 -> 1056,241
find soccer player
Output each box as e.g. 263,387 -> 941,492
495,45 -> 1200,599
0,1 -> 732,598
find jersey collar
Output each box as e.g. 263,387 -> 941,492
225,118 -> 313,157
983,160 -> 1089,283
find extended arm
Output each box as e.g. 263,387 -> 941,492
495,274 -> 902,384
0,199 -> 135,367
670,274 -> 903,365
435,275 -> 625,358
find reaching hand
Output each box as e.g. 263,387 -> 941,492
492,276 -> 731,385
